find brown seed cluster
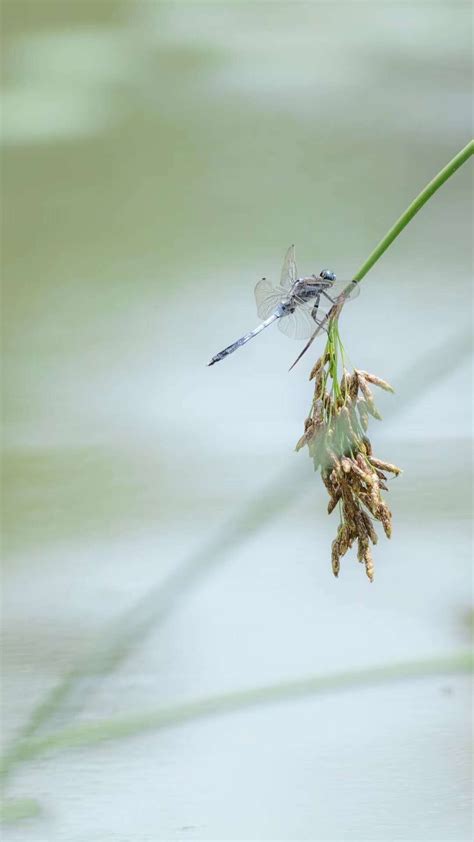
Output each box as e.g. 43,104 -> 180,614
296,357 -> 401,582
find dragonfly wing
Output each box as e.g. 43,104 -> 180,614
254,278 -> 283,319
280,244 -> 297,291
287,286 -> 358,370
278,302 -> 319,340
323,279 -> 360,302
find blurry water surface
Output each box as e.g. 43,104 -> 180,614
2,2 -> 472,840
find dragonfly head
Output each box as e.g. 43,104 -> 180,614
320,269 -> 336,282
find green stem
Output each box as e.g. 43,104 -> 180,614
353,140 -> 473,283
2,652 -> 470,771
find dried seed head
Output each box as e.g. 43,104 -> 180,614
309,356 -> 324,381
351,458 -> 376,487
310,352 -> 330,381
355,452 -> 369,471
295,419 -> 316,451
364,545 -> 375,582
361,436 -> 372,456
361,510 -> 378,545
356,370 -> 395,394
312,370 -> 325,400
327,492 -> 341,514
330,467 -> 340,485
295,434 -> 307,452
369,457 -> 402,476
357,376 -> 382,420
323,393 -> 335,413
321,470 -> 334,496
336,524 -> 351,557
340,370 -> 351,399
303,350 -> 399,581
331,541 -> 341,577
378,502 -> 392,538
357,532 -> 369,563
349,372 -> 359,401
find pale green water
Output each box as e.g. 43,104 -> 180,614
1,2 -> 473,840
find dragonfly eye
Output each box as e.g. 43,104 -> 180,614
320,269 -> 336,282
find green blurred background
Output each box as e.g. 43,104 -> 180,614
1,1 -> 472,839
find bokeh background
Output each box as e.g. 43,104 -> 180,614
1,2 -> 472,840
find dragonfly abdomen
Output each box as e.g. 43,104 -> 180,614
208,312 -> 280,366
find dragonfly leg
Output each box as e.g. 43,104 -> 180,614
310,293 -> 321,323
310,298 -> 328,334
321,290 -> 336,305
313,318 -> 328,334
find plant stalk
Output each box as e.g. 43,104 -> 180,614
1,652 -> 471,772
353,140 -> 473,283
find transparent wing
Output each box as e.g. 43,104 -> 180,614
321,279 -> 360,302
280,244 -> 297,291
254,278 -> 283,319
287,281 -> 360,370
278,300 -> 321,340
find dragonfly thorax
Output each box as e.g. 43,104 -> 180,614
292,275 -> 335,300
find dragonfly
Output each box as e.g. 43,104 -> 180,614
208,245 -> 359,366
